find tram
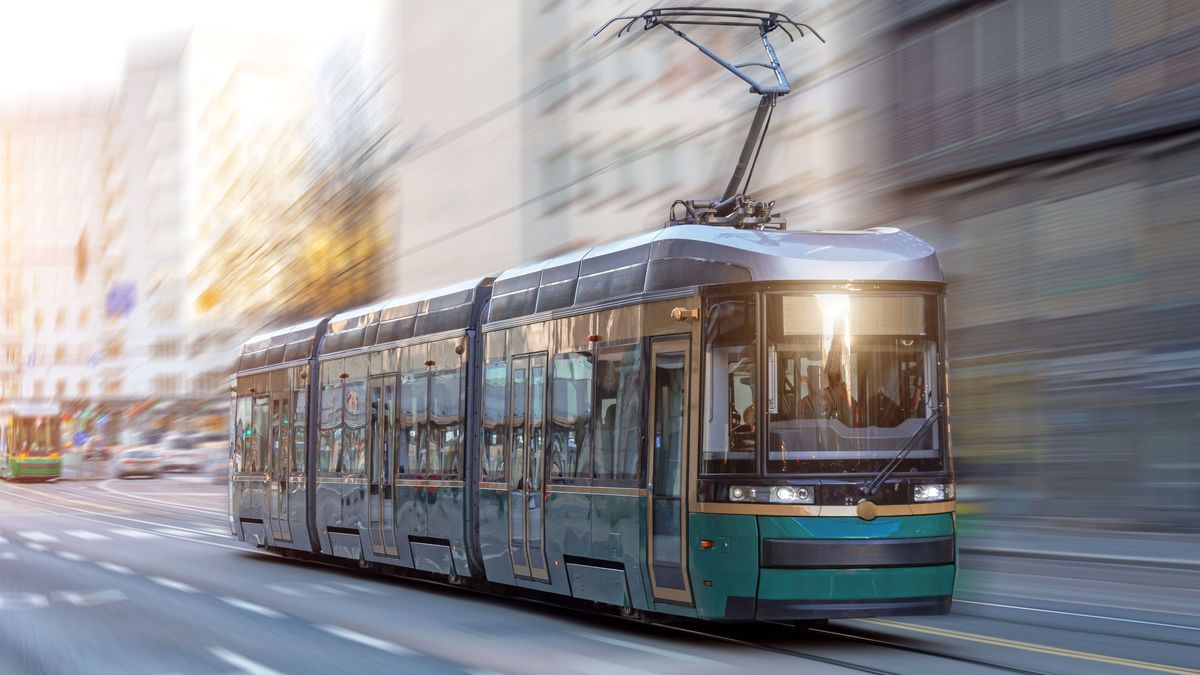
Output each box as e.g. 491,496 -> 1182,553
0,402 -> 64,481
229,8 -> 955,622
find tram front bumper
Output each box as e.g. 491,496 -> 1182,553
690,513 -> 957,621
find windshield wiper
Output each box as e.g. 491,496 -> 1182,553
859,409 -> 942,500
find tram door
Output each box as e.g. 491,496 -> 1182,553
367,376 -> 398,556
508,354 -> 550,581
647,337 -> 692,604
268,391 -> 293,542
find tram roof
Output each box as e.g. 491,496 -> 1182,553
488,224 -> 943,322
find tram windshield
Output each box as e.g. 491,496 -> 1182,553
13,416 -> 60,457
703,292 -> 945,475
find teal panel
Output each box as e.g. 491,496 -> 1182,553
759,565 -> 956,601
592,493 -> 650,611
758,514 -> 954,540
688,513 -> 758,618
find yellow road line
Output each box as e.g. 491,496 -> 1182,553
862,618 -> 1200,674
20,487 -> 131,514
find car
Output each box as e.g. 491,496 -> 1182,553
158,435 -> 208,473
115,448 -> 162,478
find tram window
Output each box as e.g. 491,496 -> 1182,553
481,361 -> 507,480
340,379 -> 367,475
234,396 -> 251,472
550,352 -> 593,482
765,293 -> 942,474
319,383 -> 342,473
594,346 -> 643,482
399,373 -> 428,476
293,389 -> 306,472
703,296 -> 757,474
431,368 -> 462,478
252,396 -> 269,472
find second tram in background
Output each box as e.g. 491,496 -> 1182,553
0,402 -> 63,481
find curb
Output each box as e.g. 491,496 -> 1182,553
959,545 -> 1200,572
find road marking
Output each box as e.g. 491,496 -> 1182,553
149,577 -> 198,593
956,599 -> 1200,632
65,529 -> 110,541
208,647 -> 283,675
0,535 -> 8,544
155,528 -> 207,539
112,528 -> 159,539
26,543 -> 47,551
18,531 -> 58,543
0,551 -> 16,560
317,625 -> 415,655
98,479 -> 226,515
573,632 -> 711,664
22,487 -> 128,513
219,597 -> 285,619
864,618 -> 1200,675
56,551 -> 85,562
51,590 -> 125,607
98,562 -> 133,575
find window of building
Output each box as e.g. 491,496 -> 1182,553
549,352 -> 593,482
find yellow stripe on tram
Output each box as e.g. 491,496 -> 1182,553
23,487 -> 131,515
861,618 -> 1200,675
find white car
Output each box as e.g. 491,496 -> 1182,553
158,435 -> 208,473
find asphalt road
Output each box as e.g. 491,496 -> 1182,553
0,476 -> 1197,675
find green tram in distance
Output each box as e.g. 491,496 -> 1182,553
0,402 -> 64,481
230,223 -> 955,622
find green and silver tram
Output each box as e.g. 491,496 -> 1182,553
230,224 -> 955,622
0,402 -> 64,481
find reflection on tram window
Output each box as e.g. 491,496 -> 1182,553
550,352 -> 593,482
399,373 -> 427,476
431,368 -> 462,477
481,361 -> 507,480
293,390 -> 306,472
703,295 -> 757,474
319,383 -> 342,472
235,396 -> 251,472
765,294 -> 943,474
340,379 -> 367,475
594,346 -> 642,482
252,395 -> 269,472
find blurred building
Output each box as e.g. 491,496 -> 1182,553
865,0 -> 1200,526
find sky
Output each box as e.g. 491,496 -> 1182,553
0,0 -> 377,97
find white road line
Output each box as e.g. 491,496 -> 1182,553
98,562 -> 134,575
219,597 -> 285,619
149,577 -> 198,593
65,529 -> 110,541
208,647 -> 284,675
0,551 -> 16,560
574,632 -> 712,664
112,528 -> 159,539
955,599 -> 1200,632
155,528 -> 207,539
0,535 -> 8,544
98,479 -> 227,515
18,531 -> 58,542
56,551 -> 85,562
317,625 -> 415,655
26,542 -> 47,551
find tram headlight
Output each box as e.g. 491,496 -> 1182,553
729,486 -> 753,502
914,483 -> 952,502
770,485 -> 814,504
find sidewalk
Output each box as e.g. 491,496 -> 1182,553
958,515 -> 1200,571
